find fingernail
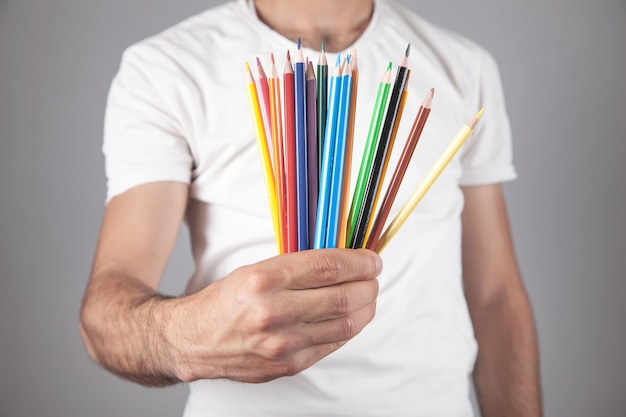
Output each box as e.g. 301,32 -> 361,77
374,254 -> 383,275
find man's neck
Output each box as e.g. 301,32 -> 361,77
253,0 -> 375,52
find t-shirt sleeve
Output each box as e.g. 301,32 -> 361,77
458,49 -> 517,186
102,42 -> 194,203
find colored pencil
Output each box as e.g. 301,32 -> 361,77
337,50 -> 359,247
366,88 -> 434,250
305,61 -> 318,248
294,39 -> 309,250
350,45 -> 411,249
347,63 -> 392,245
255,57 -> 272,149
245,62 -> 280,252
316,42 -> 328,177
375,109 -> 485,253
314,54 -> 342,249
268,53 -> 286,253
326,57 -> 353,248
283,51 -> 298,253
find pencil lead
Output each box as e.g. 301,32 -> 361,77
270,53 -> 275,65
321,40 -> 325,52
351,49 -> 358,72
286,50 -> 291,61
256,57 -> 267,78
405,43 -> 411,57
335,53 -> 341,67
422,88 -> 434,108
387,61 -> 393,71
467,108 -> 485,129
297,37 -> 302,50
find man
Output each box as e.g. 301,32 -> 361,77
79,0 -> 542,415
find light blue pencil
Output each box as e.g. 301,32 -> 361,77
314,54 -> 342,249
325,58 -> 352,248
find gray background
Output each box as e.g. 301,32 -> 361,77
1,0 -> 624,416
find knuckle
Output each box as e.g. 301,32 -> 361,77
245,269 -> 272,293
260,336 -> 292,360
313,252 -> 343,282
251,305 -> 278,331
339,315 -> 357,340
332,287 -> 353,314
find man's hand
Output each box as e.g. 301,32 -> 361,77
170,248 -> 381,383
80,182 -> 381,386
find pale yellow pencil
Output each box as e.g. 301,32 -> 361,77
245,62 -> 281,253
375,108 -> 485,254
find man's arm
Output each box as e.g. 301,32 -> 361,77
79,181 -> 381,386
461,184 -> 542,417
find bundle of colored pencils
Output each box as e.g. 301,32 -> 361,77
245,39 -> 483,254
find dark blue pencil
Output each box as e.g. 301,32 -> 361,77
294,39 -> 309,250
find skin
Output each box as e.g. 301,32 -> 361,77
80,0 -> 542,415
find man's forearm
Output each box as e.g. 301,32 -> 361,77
470,285 -> 542,417
79,268 -> 182,387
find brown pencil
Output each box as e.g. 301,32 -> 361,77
366,88 -> 434,250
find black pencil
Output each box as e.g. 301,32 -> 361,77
350,44 -> 411,249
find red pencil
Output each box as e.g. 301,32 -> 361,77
283,51 -> 298,253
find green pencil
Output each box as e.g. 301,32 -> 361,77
346,62 -> 392,244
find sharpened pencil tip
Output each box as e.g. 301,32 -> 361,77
286,50 -> 291,60
467,108 -> 485,129
335,53 -> 341,67
321,40 -> 325,52
245,61 -> 250,72
297,37 -> 301,50
405,43 -> 411,57
387,61 -> 392,70
270,53 -> 275,64
422,88 -> 435,108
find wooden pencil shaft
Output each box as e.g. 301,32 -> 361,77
350,65 -> 410,248
283,64 -> 298,253
366,96 -> 432,250
306,63 -> 318,248
375,116 -> 480,254
294,55 -> 309,251
347,66 -> 392,244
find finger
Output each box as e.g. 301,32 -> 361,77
283,278 -> 379,323
276,301 -> 376,358
256,248 -> 382,290
251,301 -> 376,375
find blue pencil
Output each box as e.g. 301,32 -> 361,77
325,58 -> 352,248
294,39 -> 309,250
314,54 -> 342,249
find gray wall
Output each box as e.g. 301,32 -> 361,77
1,0 -> 624,416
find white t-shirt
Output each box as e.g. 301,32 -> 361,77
103,0 -> 517,415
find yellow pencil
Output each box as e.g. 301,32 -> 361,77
375,108 -> 485,254
245,62 -> 281,253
